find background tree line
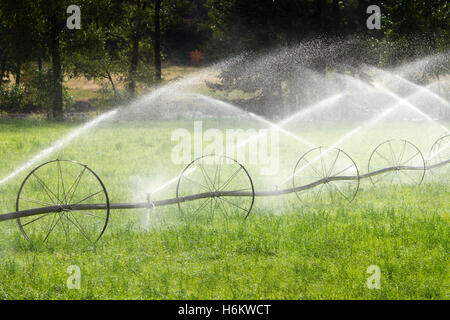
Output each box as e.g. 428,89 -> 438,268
0,0 -> 448,119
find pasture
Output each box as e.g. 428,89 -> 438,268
0,118 -> 448,299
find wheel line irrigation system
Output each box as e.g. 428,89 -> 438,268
0,134 -> 448,243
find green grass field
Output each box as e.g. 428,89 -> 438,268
0,118 -> 448,299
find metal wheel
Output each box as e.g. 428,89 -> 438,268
429,134 -> 450,180
16,159 -> 110,243
176,155 -> 255,219
368,139 -> 426,186
292,147 -> 360,205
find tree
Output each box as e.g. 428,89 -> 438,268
381,0 -> 449,66
154,0 -> 162,80
0,0 -> 36,86
113,0 -> 191,94
24,0 -> 76,119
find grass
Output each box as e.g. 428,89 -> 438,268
0,118 -> 448,299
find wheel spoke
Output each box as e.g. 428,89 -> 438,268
215,197 -> 229,218
219,167 -> 242,191
31,172 -> 58,205
300,158 -> 322,178
71,210 -> 105,220
57,161 -> 61,204
327,150 -> 341,177
209,196 -> 215,217
200,163 -> 215,189
190,197 -> 213,216
325,183 -> 335,202
212,162 -> 220,190
398,141 -> 407,165
198,164 -> 214,191
313,183 -> 326,201
401,151 -> 420,166
57,161 -> 67,204
21,213 -> 52,227
388,141 -> 397,165
59,213 -> 70,240
331,164 -> 354,177
72,190 -> 104,206
389,171 -> 396,185
182,175 -> 210,192
330,182 -> 351,202
19,197 -> 54,207
43,212 -> 64,242
66,167 -> 87,205
320,148 -> 326,177
220,196 -> 249,213
400,169 -> 418,185
375,150 -> 392,166
64,212 -> 92,242
217,158 -> 222,191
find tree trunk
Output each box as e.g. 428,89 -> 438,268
15,63 -> 21,85
0,54 -> 7,89
357,0 -> 369,32
287,78 -> 297,114
315,0 -> 326,34
331,0 -> 342,33
106,68 -> 117,97
154,0 -> 161,81
276,80 -> 284,117
128,32 -> 139,95
38,55 -> 42,72
50,14 -> 63,120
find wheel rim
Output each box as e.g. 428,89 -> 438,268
292,147 -> 360,205
176,155 -> 255,219
368,139 -> 426,186
429,135 -> 450,181
16,159 -> 110,243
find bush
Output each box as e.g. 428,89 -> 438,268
0,72 -> 74,115
0,84 -> 28,112
26,71 -> 74,113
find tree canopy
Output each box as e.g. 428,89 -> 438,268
0,0 -> 448,117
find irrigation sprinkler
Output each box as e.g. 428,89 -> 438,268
0,137 -> 448,243
368,139 -> 426,186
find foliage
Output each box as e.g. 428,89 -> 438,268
26,71 -> 74,113
0,85 -> 27,112
0,72 -> 74,113
0,85 -> 28,112
0,0 -> 448,117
